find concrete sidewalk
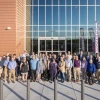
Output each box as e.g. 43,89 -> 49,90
3,80 -> 100,100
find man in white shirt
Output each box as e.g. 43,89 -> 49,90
65,55 -> 72,82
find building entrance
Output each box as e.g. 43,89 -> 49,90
38,37 -> 66,55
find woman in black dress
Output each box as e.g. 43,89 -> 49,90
20,58 -> 29,82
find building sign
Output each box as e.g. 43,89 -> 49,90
95,21 -> 99,53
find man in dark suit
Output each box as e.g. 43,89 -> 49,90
78,51 -> 84,61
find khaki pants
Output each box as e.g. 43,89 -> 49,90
66,67 -> 71,81
73,67 -> 80,81
96,69 -> 100,81
4,67 -> 8,81
8,69 -> 16,82
0,68 -> 3,77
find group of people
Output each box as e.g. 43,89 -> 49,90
0,51 -> 100,85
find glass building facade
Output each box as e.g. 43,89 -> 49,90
26,0 -> 100,54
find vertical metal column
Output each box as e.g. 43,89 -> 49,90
81,71 -> 85,100
27,79 -> 30,100
54,77 -> 57,100
0,79 -> 3,100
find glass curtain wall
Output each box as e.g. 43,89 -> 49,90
26,0 -> 100,54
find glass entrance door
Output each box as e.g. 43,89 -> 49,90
38,37 -> 66,55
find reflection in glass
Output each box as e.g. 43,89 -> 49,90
59,40 -> 65,51
96,0 -> 100,5
53,6 -> 58,25
39,6 -> 45,25
39,0 -> 45,5
33,39 -> 38,54
59,0 -> 65,5
96,6 -> 100,25
46,40 -> 51,51
88,0 -> 95,5
72,0 -> 79,5
32,6 -> 38,25
66,6 -> 71,25
53,40 -> 58,51
80,6 -> 87,25
33,32 -> 38,37
40,40 -> 45,51
72,6 -> 79,25
59,26 -> 65,37
88,6 -> 95,25
32,0 -> 38,5
66,0 -> 71,5
60,6 -> 65,25
46,26 -> 52,37
46,0 -> 52,5
39,32 -> 45,37
80,0 -> 87,5
53,26 -> 58,37
46,6 -> 52,25
53,0 -> 58,5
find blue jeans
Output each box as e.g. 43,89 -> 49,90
60,71 -> 65,81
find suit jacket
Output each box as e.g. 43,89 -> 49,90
78,54 -> 84,61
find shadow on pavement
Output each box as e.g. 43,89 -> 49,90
75,82 -> 100,92
4,84 -> 25,100
58,83 -> 100,100
37,82 -> 76,100
17,81 -> 51,100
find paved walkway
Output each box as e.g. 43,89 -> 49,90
3,80 -> 100,100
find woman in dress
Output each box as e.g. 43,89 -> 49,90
20,58 -> 29,82
36,57 -> 44,81
49,58 -> 58,83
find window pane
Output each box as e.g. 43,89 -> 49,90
59,26 -> 65,37
46,26 -> 52,37
96,6 -> 100,25
72,6 -> 79,25
46,40 -> 52,51
72,0 -> 79,5
39,26 -> 45,36
66,6 -> 71,25
39,6 -> 45,25
33,32 -> 38,37
96,0 -> 100,5
39,0 -> 45,5
80,6 -> 87,25
53,40 -> 58,51
59,0 -> 65,5
32,0 -> 38,5
46,0 -> 52,5
88,6 -> 95,25
66,0 -> 71,5
53,6 -> 58,25
53,0 -> 58,5
33,39 -> 38,54
40,40 -> 45,51
32,26 -> 38,31
88,0 -> 95,5
67,26 -> 71,37
32,6 -> 38,25
59,40 -> 65,51
60,6 -> 65,25
80,0 -> 87,5
46,6 -> 52,25
53,26 -> 58,37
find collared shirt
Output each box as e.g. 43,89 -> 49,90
3,60 -> 9,67
65,59 -> 72,68
8,61 -> 17,70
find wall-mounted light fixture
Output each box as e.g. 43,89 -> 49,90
6,27 -> 11,30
